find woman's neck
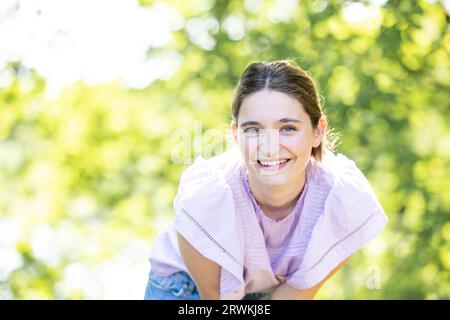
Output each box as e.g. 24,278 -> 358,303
247,173 -> 306,221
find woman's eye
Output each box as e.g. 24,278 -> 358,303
243,127 -> 260,134
280,126 -> 296,133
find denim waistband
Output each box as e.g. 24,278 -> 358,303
147,270 -> 271,300
149,271 -> 198,297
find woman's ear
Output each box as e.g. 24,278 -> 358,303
313,116 -> 327,148
231,121 -> 238,144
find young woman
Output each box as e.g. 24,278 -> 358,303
144,60 -> 388,300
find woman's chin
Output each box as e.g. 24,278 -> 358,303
253,171 -> 290,187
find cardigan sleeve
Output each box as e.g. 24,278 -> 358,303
286,154 -> 388,290
172,153 -> 246,299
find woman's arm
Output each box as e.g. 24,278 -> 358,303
271,256 -> 351,300
177,232 -> 221,300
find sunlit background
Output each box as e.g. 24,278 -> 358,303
0,0 -> 449,299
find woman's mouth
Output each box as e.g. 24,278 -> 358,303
256,159 -> 291,171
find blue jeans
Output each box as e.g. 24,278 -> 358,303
144,270 -> 270,300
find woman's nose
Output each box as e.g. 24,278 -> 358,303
258,129 -> 280,158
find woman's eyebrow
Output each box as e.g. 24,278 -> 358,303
239,118 -> 302,127
277,118 -> 302,124
239,121 -> 260,127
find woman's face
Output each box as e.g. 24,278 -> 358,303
232,89 -> 326,187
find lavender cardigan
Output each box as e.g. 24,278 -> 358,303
149,147 -> 388,299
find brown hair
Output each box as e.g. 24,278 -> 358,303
231,59 -> 339,162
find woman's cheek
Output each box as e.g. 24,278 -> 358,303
282,135 -> 305,153
291,131 -> 313,153
240,135 -> 257,164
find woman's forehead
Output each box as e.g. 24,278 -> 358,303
239,90 -> 308,123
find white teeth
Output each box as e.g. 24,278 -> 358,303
259,159 -> 288,166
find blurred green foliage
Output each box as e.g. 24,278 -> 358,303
1,0 -> 449,299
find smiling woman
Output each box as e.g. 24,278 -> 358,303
231,88 -> 327,216
144,60 -> 388,300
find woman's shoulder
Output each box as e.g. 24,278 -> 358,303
310,150 -> 370,191
171,147 -> 246,294
287,151 -> 388,290
174,147 -> 244,207
310,150 -> 386,229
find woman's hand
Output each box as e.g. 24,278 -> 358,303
271,282 -> 317,300
271,256 -> 352,300
177,232 -> 221,300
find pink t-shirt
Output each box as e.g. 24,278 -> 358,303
149,147 -> 388,299
242,164 -> 309,280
